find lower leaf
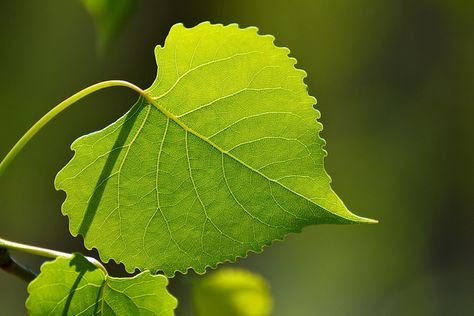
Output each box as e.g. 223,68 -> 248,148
26,253 -> 177,315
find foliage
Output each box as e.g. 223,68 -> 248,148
56,22 -> 373,278
81,0 -> 135,53
0,22 -> 375,315
192,268 -> 272,316
26,253 -> 177,315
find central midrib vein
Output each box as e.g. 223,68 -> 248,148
144,98 -> 351,222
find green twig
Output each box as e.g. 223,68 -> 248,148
0,81 -> 153,281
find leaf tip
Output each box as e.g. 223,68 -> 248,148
342,212 -> 378,224
362,217 -> 379,224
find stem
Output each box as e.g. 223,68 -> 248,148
0,247 -> 37,282
0,81 -> 150,280
0,80 -> 153,177
0,237 -> 107,274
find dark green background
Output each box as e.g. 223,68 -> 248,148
0,1 -> 472,315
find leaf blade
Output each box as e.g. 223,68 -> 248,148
26,254 -> 177,315
56,22 -> 375,277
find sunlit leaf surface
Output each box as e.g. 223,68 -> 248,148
26,254 -> 177,315
56,22 -> 375,276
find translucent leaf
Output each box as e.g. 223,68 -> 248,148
56,22 -> 376,276
26,254 -> 177,315
192,268 -> 272,316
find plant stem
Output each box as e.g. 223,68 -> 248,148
0,80 -> 153,177
0,247 -> 37,282
0,237 -> 107,274
0,81 -> 150,280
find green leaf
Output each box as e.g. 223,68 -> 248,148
55,22 -> 376,276
26,253 -> 177,315
192,268 -> 273,316
81,0 -> 135,53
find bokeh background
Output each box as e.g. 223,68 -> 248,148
1,1 -> 472,315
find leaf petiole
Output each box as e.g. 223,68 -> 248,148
0,80 -> 153,177
0,81 -> 152,280
0,236 -> 107,274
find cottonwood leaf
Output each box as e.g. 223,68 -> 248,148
26,254 -> 177,315
192,268 -> 272,316
81,0 -> 135,53
56,22 -> 376,277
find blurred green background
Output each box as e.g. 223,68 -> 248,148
0,0 -> 472,315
